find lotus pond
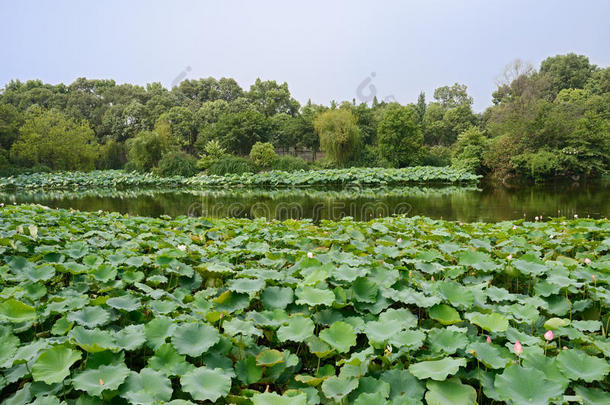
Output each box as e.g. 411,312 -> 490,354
0,180 -> 608,223
0,204 -> 609,404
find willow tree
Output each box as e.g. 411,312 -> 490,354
314,109 -> 361,165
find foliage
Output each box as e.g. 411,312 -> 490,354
249,142 -> 278,169
207,155 -> 256,176
377,104 -> 423,167
126,130 -> 171,172
10,107 -> 98,170
0,204 -> 608,403
156,151 -> 198,177
196,139 -> 227,170
452,127 -> 488,174
270,155 -> 310,172
420,145 -> 451,167
97,139 -> 126,170
314,109 -> 362,165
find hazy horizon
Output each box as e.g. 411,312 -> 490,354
1,0 -> 609,111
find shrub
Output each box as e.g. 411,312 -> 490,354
126,130 -> 170,172
249,142 -> 278,168
208,156 -> 256,175
421,145 -> 452,167
156,151 -> 198,177
196,140 -> 227,170
270,155 -> 310,171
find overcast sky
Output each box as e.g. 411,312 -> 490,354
1,0 -> 609,111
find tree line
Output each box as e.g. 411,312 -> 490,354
0,52 -> 608,180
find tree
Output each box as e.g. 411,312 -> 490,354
249,141 -> 278,168
247,78 -> 300,116
0,103 -> 24,150
207,110 -> 271,155
10,107 -> 98,170
314,109 -> 362,165
269,113 -> 298,153
377,105 -> 423,167
433,83 -> 473,109
416,92 -> 426,123
586,67 -> 610,95
126,130 -> 170,172
452,127 -> 488,174
540,53 -> 595,98
156,106 -> 197,152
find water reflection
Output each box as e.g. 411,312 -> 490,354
0,180 -> 607,222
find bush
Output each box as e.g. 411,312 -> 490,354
196,140 -> 227,171
208,156 -> 256,175
420,145 -> 452,167
156,151 -> 198,177
270,155 -> 310,171
249,142 -> 278,168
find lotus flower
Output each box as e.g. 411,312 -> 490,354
535,216 -> 539,221
512,225 -> 517,230
307,252 -> 314,259
574,214 -> 578,218
514,340 -> 523,356
592,274 -> 597,282
459,222 -> 463,226
584,258 -> 591,265
177,245 -> 186,251
544,330 -> 554,341
397,238 -> 403,243
486,336 -> 492,343
563,346 -> 568,350
507,254 -> 513,260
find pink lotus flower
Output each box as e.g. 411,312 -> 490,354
512,225 -> 517,230
514,340 -> 523,356
459,222 -> 463,226
584,258 -> 591,265
307,252 -> 314,259
397,238 -> 403,243
544,330 -> 554,341
486,336 -> 492,343
507,254 -> 513,260
563,346 -> 567,350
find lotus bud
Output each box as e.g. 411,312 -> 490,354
178,244 -> 186,251
459,222 -> 463,226
535,216 -> 539,221
544,330 -> 554,341
397,238 -> 403,243
592,274 -> 596,282
584,258 -> 591,265
512,225 -> 517,230
574,214 -> 578,218
431,276 -> 435,281
507,254 -> 513,260
307,252 -> 314,259
99,379 -> 104,385
514,340 -> 523,356
486,336 -> 492,343
563,346 -> 567,350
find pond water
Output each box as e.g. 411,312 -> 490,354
0,180 -> 608,222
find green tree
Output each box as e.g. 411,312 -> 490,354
156,106 -> 197,152
377,105 -> 423,167
433,83 -> 473,109
452,127 -> 488,174
0,103 -> 24,150
249,141 -> 278,168
10,107 -> 98,170
540,53 -> 596,98
208,110 -> 271,155
416,92 -> 426,123
125,130 -> 170,172
247,79 -> 300,116
314,109 -> 362,165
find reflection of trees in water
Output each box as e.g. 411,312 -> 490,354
0,180 -> 607,221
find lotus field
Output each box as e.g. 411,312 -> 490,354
0,204 -> 609,404
0,167 -> 480,190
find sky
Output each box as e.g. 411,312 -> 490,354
1,0 -> 609,111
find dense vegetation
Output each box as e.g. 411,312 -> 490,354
1,53 -> 608,181
0,205 -> 608,404
0,167 -> 480,190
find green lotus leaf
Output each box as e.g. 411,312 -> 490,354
69,326 -> 117,353
115,324 -> 146,351
222,317 -> 262,337
105,294 -> 141,312
544,317 -> 570,330
437,281 -> 474,308
571,320 -> 602,332
171,323 -> 220,357
468,342 -> 511,369
256,349 -> 284,367
67,306 -> 110,328
295,286 -> 335,307
378,308 -> 418,328
512,259 -> 547,276
227,277 -> 266,293
91,264 -> 117,282
388,329 -> 426,351
251,391 -> 308,405
319,321 -> 357,353
556,349 -> 610,382
119,368 -> 172,404
428,329 -> 469,355
24,264 -> 56,282
429,304 -> 461,325
31,345 -> 82,384
467,312 -> 508,332
353,391 -> 387,405
235,356 -> 263,385
29,395 -> 63,405
573,385 -> 610,405
261,286 -> 294,310
521,351 -> 569,389
364,320 -> 402,343
277,316 -> 315,343
494,365 -> 564,405
408,357 -> 466,381
51,316 -> 73,336
458,251 -> 498,271
351,277 -> 378,303
379,369 -> 425,402
321,376 -> 359,401
147,343 -> 195,377
0,299 -> 37,323
0,334 -> 19,368
145,317 -> 176,350
180,367 -> 232,402
306,336 -> 334,358
72,363 -> 130,397
425,378 -> 477,405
